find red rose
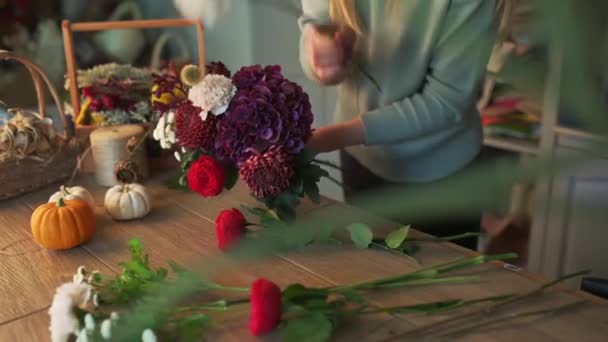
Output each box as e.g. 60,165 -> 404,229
187,155 -> 226,197
215,209 -> 246,251
249,278 -> 282,336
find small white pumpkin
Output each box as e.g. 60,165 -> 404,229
49,186 -> 95,210
104,183 -> 151,220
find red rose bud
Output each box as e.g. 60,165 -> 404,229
187,155 -> 226,197
249,278 -> 282,336
215,209 -> 246,251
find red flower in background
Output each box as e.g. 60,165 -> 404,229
249,278 -> 282,336
215,209 -> 246,251
187,155 -> 226,198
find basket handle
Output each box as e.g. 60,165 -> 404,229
0,50 -> 71,140
150,31 -> 191,72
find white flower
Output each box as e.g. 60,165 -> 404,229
87,270 -> 100,284
84,314 -> 95,331
93,293 -> 99,307
75,328 -> 89,342
49,282 -> 93,342
188,74 -> 236,120
110,312 -> 119,321
73,266 -> 87,284
141,329 -> 157,342
152,111 -> 176,149
174,151 -> 181,162
100,319 -> 112,340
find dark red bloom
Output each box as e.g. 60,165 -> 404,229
175,100 -> 218,151
215,209 -> 246,251
205,61 -> 231,78
249,278 -> 282,336
240,146 -> 295,198
187,155 -> 226,198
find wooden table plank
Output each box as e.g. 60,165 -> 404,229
0,199 -> 113,325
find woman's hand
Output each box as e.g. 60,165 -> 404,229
305,24 -> 356,85
306,117 -> 365,154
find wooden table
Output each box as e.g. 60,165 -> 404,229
1,174 -> 607,342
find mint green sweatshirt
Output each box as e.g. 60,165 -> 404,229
299,0 -> 497,183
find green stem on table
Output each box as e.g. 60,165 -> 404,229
436,301 -> 588,340
372,275 -> 481,289
380,270 -> 591,341
335,253 -> 517,291
370,241 -> 420,265
174,298 -> 250,313
205,283 -> 250,293
408,232 -> 484,243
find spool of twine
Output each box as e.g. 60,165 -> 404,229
90,124 -> 149,186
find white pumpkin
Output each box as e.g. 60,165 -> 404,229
49,186 -> 95,210
104,183 -> 151,220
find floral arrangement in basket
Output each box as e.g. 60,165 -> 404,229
152,61 -> 331,220
65,63 -> 154,127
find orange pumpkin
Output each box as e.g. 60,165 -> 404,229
31,198 -> 96,250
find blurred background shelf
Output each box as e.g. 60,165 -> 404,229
483,135 -> 540,156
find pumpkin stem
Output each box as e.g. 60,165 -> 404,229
56,197 -> 66,207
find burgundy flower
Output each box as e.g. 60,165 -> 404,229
175,100 -> 218,151
240,146 -> 294,198
205,61 -> 232,78
186,155 -> 226,198
151,63 -> 187,113
249,278 -> 282,336
215,208 -> 246,251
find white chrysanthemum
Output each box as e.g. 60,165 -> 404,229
152,111 -> 176,149
141,329 -> 157,342
75,328 -> 89,342
49,282 -> 93,342
188,74 -> 236,120
84,314 -> 95,331
100,319 -> 112,340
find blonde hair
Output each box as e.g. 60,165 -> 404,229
329,0 -> 516,42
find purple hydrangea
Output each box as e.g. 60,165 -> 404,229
214,65 -> 313,164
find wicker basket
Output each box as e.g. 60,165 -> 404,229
0,50 -> 80,201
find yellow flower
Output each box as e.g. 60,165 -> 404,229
150,84 -> 186,106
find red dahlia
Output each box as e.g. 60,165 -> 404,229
174,100 -> 217,151
239,146 -> 295,199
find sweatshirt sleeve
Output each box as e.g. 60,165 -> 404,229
298,0 -> 332,82
361,0 -> 497,145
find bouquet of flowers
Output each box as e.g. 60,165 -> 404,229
153,61 -> 330,220
65,63 -> 154,127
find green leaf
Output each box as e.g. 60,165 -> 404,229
303,181 -> 321,204
295,148 -> 317,166
346,223 -> 373,249
128,239 -> 144,259
283,312 -> 333,342
385,225 -> 410,249
168,260 -> 188,274
282,284 -> 329,305
335,289 -> 365,304
223,163 -> 239,190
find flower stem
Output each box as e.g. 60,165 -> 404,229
372,275 -> 481,289
380,270 -> 591,341
205,283 -> 250,293
312,158 -> 343,171
436,301 -> 587,340
407,232 -> 483,243
174,298 -> 250,313
323,174 -> 344,189
370,241 -> 420,265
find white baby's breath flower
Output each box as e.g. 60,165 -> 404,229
188,74 -> 236,120
93,293 -> 99,307
49,282 -> 93,342
110,312 -> 119,321
87,270 -> 100,284
100,319 -> 112,340
141,329 -> 157,342
73,266 -> 87,284
84,314 -> 95,331
174,151 -> 182,162
152,111 -> 176,149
